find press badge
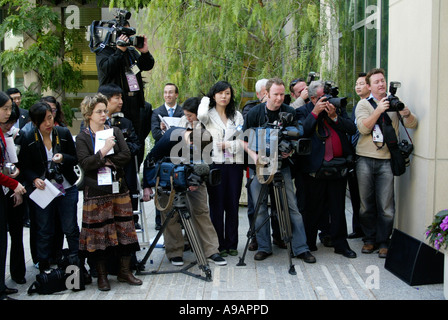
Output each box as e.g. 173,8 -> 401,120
130,64 -> 140,75
125,70 -> 140,92
98,167 -> 112,186
372,124 -> 384,143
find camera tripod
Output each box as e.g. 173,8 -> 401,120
237,159 -> 297,275
136,190 -> 212,282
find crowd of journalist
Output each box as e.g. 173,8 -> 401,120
0,18 -> 418,298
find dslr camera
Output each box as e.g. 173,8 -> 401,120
88,9 -> 144,51
2,163 -> 17,175
398,140 -> 413,167
387,81 -> 405,112
306,71 -> 320,85
321,81 -> 347,111
47,162 -> 64,184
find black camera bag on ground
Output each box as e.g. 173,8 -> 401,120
27,268 -> 68,295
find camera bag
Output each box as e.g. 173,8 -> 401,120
315,157 -> 348,179
27,268 -> 68,295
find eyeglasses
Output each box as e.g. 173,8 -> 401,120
94,109 -> 109,115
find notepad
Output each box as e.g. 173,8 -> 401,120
29,179 -> 63,209
95,128 -> 114,156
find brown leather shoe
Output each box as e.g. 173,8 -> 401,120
361,243 -> 376,254
378,248 -> 388,258
248,237 -> 258,251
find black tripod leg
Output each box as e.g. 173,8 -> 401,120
273,181 -> 296,275
136,208 -> 176,273
178,208 -> 212,282
237,183 -> 270,266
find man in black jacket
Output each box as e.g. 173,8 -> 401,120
296,80 -> 357,258
6,88 -> 29,129
95,32 -> 154,142
98,84 -> 141,212
151,83 -> 184,143
242,78 -> 316,263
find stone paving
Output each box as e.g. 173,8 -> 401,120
4,191 -> 445,301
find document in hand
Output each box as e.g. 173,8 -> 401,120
29,179 -> 63,209
95,128 -> 114,155
4,137 -> 18,163
158,115 -> 181,130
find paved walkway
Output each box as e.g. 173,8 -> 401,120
4,191 -> 445,301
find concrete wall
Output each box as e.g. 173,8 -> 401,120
388,0 -> 448,242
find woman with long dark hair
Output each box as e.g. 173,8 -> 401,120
0,92 -> 26,300
198,81 -> 244,256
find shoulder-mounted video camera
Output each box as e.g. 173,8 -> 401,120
387,81 -> 405,112
249,112 -> 311,158
87,9 -> 144,53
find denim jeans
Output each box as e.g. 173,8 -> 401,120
32,185 -> 80,264
249,166 -> 309,256
356,157 -> 395,247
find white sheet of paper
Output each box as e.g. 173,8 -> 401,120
4,137 -> 18,163
162,116 -> 181,128
29,179 -> 62,209
95,128 -> 114,155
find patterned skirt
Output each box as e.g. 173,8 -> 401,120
79,190 -> 140,255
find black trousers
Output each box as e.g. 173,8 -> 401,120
302,174 -> 349,251
5,192 -> 26,280
0,192 -> 7,293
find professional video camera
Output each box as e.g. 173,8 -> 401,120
249,112 -> 311,159
387,81 -> 405,112
145,158 -> 221,193
88,9 -> 144,52
274,112 -> 311,155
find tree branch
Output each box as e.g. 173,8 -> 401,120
200,0 -> 221,8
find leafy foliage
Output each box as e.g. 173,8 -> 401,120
111,0 -> 329,108
426,210 -> 448,251
0,0 -> 84,124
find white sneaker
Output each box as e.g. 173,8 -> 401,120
170,257 -> 184,266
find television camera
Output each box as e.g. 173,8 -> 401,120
144,157 -> 221,193
88,9 -> 144,52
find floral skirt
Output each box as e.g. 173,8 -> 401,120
79,191 -> 140,255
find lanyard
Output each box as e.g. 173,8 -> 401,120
88,127 -> 96,151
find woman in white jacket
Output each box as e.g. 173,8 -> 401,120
198,81 -> 244,257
